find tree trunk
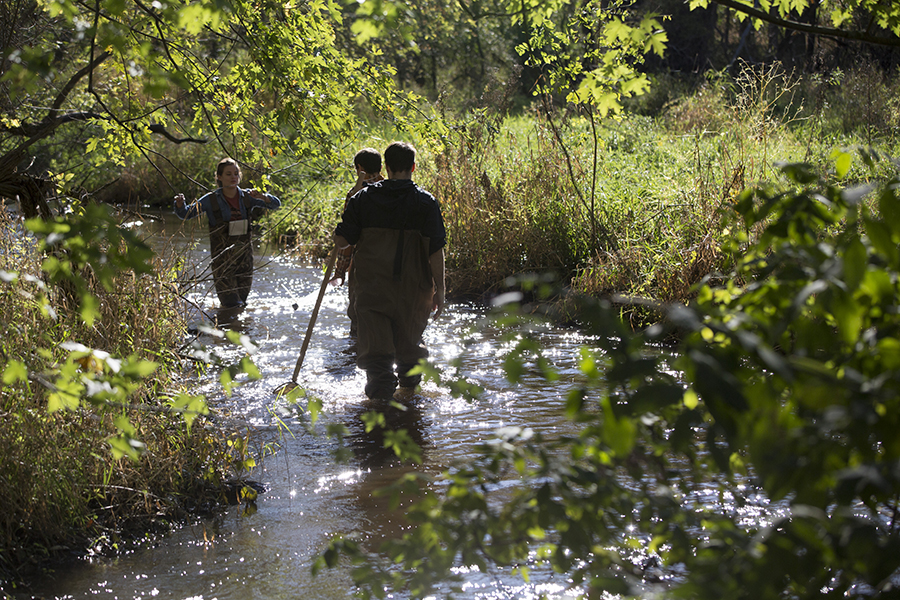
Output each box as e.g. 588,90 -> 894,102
0,169 -> 53,220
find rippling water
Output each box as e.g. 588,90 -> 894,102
24,212 -> 782,599
22,212 -> 603,599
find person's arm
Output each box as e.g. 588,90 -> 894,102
174,193 -> 204,220
345,173 -> 366,200
346,169 -> 382,200
429,248 -> 445,320
334,234 -> 351,250
246,189 -> 281,210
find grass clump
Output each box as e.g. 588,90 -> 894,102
416,62 -> 900,323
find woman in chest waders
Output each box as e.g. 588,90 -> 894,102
174,158 -> 281,308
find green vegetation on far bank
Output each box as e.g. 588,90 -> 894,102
256,63 -> 900,322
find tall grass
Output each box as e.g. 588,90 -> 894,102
416,62 -> 900,319
0,207 -> 243,584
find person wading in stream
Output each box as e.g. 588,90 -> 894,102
174,158 -> 281,309
333,141 -> 446,400
330,147 -> 384,336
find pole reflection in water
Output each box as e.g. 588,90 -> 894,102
24,212 -> 594,599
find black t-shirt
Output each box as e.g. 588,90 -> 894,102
335,179 -> 446,256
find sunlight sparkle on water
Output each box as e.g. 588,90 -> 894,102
314,468 -> 364,493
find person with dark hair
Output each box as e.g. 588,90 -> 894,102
174,158 -> 281,308
333,141 -> 446,400
330,147 -> 385,335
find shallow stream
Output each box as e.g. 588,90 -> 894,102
27,212 -> 598,599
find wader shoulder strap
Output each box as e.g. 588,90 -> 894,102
392,191 -> 415,281
209,194 -> 225,226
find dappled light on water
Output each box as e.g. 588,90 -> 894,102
27,212 -> 778,599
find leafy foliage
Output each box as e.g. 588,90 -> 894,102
690,0 -> 900,41
0,206 -> 250,581
0,0 -> 411,207
518,0 -> 667,117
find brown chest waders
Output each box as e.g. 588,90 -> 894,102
209,198 -> 254,307
350,227 -> 434,399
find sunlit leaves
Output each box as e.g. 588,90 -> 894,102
167,393 -> 209,430
39,0 -> 81,21
518,1 -> 667,118
220,356 -> 261,396
671,153 -> 900,595
177,3 -> 221,34
7,0 -> 404,191
26,202 -> 154,326
350,18 -> 382,45
689,0 -> 900,38
409,357 -> 484,401
108,429 -> 148,460
48,359 -> 83,412
2,360 -> 28,385
832,147 -> 853,178
383,428 -> 424,464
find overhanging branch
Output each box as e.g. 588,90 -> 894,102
0,111 -> 109,136
712,0 -> 900,48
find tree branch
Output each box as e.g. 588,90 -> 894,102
0,50 -> 112,175
147,124 -> 207,144
711,0 -> 900,47
52,50 -> 111,113
1,111 -> 109,136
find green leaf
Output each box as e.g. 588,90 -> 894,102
120,358 -> 159,378
307,398 -> 322,426
601,396 -> 636,457
831,148 -> 853,179
79,292 -> 100,327
240,356 -> 261,379
864,216 -> 900,266
683,388 -> 699,410
831,289 -> 864,346
220,369 -> 234,396
114,415 -> 136,436
108,432 -> 147,461
2,360 -> 28,385
842,237 -> 867,292
877,186 -> 900,236
225,330 -> 259,353
178,4 -> 218,34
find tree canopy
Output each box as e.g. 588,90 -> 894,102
698,0 -> 900,47
0,0 -> 409,217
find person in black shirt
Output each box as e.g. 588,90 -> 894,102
333,142 -> 446,400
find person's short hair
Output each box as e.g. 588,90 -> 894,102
216,158 -> 241,186
384,141 -> 416,173
354,148 -> 382,175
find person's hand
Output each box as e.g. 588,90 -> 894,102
174,193 -> 185,208
248,189 -> 269,202
432,290 -> 445,320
